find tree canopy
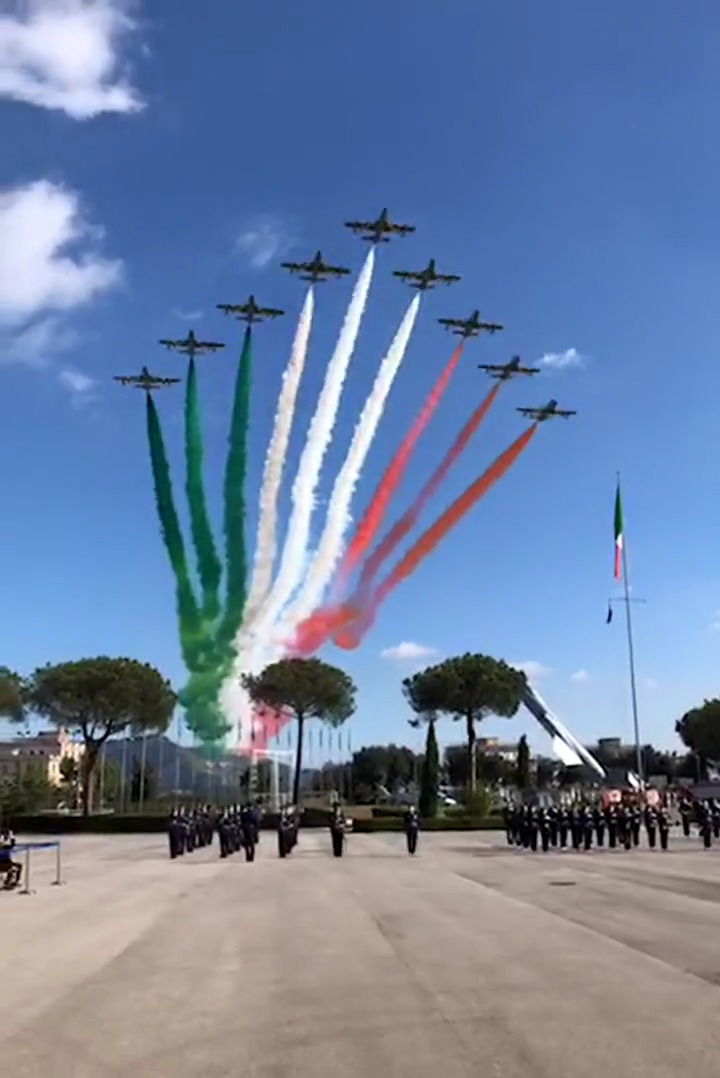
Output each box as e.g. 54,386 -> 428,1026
242,657 -> 356,724
242,657 -> 356,805
27,657 -> 176,815
350,743 -> 416,797
0,667 -> 25,722
404,654 -> 527,789
676,699 -> 720,763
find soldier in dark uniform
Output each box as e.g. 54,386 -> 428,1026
547,804 -> 559,848
558,805 -> 570,849
176,807 -> 189,854
593,804 -> 605,847
538,806 -> 551,853
403,805 -> 420,855
525,805 -> 539,851
0,827 -> 22,890
629,802 -> 642,847
276,806 -> 293,857
569,806 -> 582,851
605,803 -> 618,849
240,805 -> 256,862
657,802 -> 670,850
621,804 -> 633,850
710,799 -> 720,840
644,802 -> 658,849
217,809 -> 232,858
502,803 -> 514,846
580,804 -> 594,852
678,798 -> 692,837
698,801 -> 713,849
167,808 -> 183,859
329,805 -> 345,858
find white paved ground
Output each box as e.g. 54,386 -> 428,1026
2,829 -> 720,1078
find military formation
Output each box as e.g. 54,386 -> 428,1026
503,795 -> 720,853
164,801 -> 421,862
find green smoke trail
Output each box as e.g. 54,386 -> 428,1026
184,357 -> 223,623
146,394 -> 205,668
218,326 -> 252,646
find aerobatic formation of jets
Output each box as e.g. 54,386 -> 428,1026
114,208 -> 575,421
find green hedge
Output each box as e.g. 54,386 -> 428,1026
352,816 -> 502,832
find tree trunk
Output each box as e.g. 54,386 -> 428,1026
80,748 -> 99,817
466,712 -> 476,795
291,712 -> 305,807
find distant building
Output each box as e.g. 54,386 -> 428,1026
584,737 -> 624,759
476,737 -> 519,763
0,728 -> 84,787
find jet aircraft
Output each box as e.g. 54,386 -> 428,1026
158,329 -> 225,355
478,356 -> 539,381
216,295 -> 285,323
281,250 -> 350,283
114,367 -> 180,391
344,207 -> 415,244
516,399 -> 577,421
438,310 -> 503,337
393,258 -> 461,290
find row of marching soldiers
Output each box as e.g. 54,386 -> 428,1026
503,800 -> 674,852
168,805 -> 262,861
678,797 -> 720,848
168,804 -> 300,861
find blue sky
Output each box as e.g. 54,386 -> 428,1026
2,0 -> 720,756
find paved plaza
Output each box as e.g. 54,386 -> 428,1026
2,829 -> 720,1077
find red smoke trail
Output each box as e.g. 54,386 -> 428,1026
250,702 -> 293,752
353,382 -> 501,599
291,381 -> 501,656
334,424 -> 539,650
334,341 -> 464,591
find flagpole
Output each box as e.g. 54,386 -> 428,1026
618,472 -> 644,785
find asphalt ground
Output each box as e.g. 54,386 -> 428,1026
2,828 -> 720,1078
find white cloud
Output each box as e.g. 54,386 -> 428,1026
642,677 -> 657,690
236,216 -> 294,269
173,307 -> 203,321
0,0 -> 144,120
511,660 -> 550,679
0,315 -> 79,367
538,348 -> 585,371
0,179 -> 122,327
709,610 -> 720,631
380,642 -> 438,662
571,669 -> 589,682
58,366 -> 97,404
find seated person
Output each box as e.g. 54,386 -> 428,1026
0,827 -> 22,889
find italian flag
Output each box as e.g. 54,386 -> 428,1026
613,481 -> 624,581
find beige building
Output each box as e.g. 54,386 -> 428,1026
0,728 -> 85,786
476,737 -> 519,763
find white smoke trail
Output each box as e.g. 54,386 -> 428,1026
253,247 -> 376,639
240,287 -> 315,631
280,294 -> 421,635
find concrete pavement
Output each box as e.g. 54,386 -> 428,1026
2,829 -> 720,1077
